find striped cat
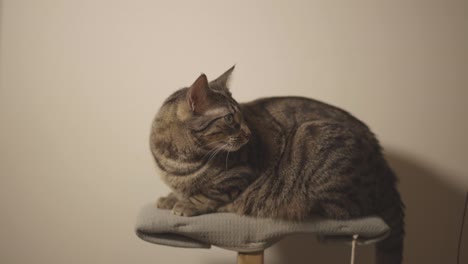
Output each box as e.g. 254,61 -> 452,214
150,66 -> 405,264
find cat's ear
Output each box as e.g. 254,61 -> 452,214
210,65 -> 235,90
187,73 -> 210,113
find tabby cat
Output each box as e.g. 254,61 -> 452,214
150,66 -> 405,264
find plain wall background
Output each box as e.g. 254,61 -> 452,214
1,0 -> 467,263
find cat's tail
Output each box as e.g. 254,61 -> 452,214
376,207 -> 405,263
376,167 -> 405,264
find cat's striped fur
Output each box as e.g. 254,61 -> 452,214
150,66 -> 405,263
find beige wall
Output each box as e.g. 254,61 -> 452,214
1,1 -> 467,263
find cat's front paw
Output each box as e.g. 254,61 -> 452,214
172,201 -> 202,217
156,194 -> 178,210
217,203 -> 235,213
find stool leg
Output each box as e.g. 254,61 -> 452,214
237,251 -> 264,264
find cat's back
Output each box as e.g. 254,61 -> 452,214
241,96 -> 368,130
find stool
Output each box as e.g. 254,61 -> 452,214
135,203 -> 390,264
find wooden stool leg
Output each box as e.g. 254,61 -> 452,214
237,251 -> 264,264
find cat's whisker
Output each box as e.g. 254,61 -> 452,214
207,147 -> 219,161
207,144 -> 227,164
199,140 -> 230,161
198,140 -> 224,149
201,146 -> 219,160
225,146 -> 232,170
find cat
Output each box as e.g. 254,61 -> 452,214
150,66 -> 405,264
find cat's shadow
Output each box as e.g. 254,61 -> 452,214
267,150 -> 466,264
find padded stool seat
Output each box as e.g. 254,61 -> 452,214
135,203 -> 390,253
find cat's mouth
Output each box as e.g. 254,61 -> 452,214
226,135 -> 249,151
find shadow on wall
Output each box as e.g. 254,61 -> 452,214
267,150 -> 466,264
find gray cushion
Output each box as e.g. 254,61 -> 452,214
135,203 -> 390,252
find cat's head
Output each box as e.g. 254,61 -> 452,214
160,66 -> 251,152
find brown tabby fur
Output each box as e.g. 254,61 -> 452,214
150,66 -> 405,264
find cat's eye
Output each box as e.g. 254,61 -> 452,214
224,114 -> 234,124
